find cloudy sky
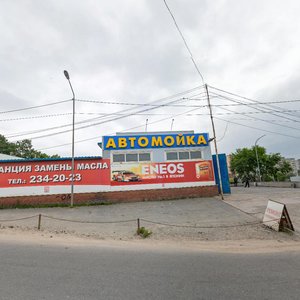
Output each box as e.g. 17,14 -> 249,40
1,0 -> 300,158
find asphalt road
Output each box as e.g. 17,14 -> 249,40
1,241 -> 299,300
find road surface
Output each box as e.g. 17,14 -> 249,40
0,239 -> 299,300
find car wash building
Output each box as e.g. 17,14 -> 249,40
102,131 -> 215,189
0,131 -> 224,207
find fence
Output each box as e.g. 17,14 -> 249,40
0,213 -> 282,233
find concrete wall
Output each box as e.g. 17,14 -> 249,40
0,185 -> 218,208
256,182 -> 300,188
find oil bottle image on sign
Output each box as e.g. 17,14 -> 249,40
195,161 -> 213,180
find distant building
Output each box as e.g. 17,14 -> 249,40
285,158 -> 298,176
297,159 -> 300,176
226,154 -> 233,178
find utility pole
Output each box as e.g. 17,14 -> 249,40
205,84 -> 224,200
63,70 -> 75,207
255,134 -> 266,182
145,119 -> 148,132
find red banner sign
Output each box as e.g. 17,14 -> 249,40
0,159 -> 110,187
110,160 -> 214,185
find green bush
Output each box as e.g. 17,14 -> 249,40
137,226 -> 152,238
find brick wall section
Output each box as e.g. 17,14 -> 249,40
0,185 -> 218,208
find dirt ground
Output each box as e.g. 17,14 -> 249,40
0,186 -> 299,252
1,230 -> 300,254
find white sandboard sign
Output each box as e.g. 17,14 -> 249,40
263,200 -> 294,232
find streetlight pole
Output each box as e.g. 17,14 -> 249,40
63,70 -> 75,207
171,118 -> 174,131
255,134 -> 266,182
145,119 -> 148,132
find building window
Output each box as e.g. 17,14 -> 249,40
139,153 -> 151,161
166,150 -> 202,161
166,152 -> 178,161
126,153 -> 138,162
190,150 -> 202,159
112,152 -> 151,163
178,151 -> 189,160
113,154 -> 125,162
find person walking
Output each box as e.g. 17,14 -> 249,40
233,176 -> 238,187
244,175 -> 250,188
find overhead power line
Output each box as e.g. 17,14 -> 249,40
218,106 -> 300,132
6,97 -> 196,139
0,113 -> 73,122
192,96 -> 300,107
210,92 -> 300,124
5,85 -> 203,137
76,98 -> 207,107
3,107 -> 300,123
163,0 -> 205,84
0,99 -> 72,114
76,91 -> 208,106
8,85 -> 205,140
4,95 -> 299,124
20,97 -> 191,140
208,85 -> 300,120
6,94 -> 300,139
37,105 -> 205,151
215,117 -> 300,139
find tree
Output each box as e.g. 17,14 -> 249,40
14,139 -> 35,158
0,134 -> 60,159
0,135 -> 16,155
230,146 -> 292,182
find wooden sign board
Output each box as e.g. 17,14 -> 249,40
263,200 -> 294,232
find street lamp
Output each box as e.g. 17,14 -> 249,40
63,70 -> 75,207
171,118 -> 174,131
255,134 -> 266,182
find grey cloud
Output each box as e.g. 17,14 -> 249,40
0,0 -> 299,158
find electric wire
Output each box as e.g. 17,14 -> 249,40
216,121 -> 229,142
0,99 -> 72,114
163,0 -> 205,84
209,90 -> 300,137
207,91 -> 300,124
76,91 -> 208,106
215,117 -> 300,139
4,98 -> 299,124
76,99 -> 207,107
8,97 -> 193,139
11,96 -> 198,141
4,83 -> 300,150
6,85 -> 205,139
217,104 -> 300,132
191,95 -> 300,107
68,109 -> 300,117
6,96 -> 300,140
37,106 -> 205,150
0,113 -> 73,122
7,98 -> 300,140
208,85 -> 300,120
8,96 -> 299,139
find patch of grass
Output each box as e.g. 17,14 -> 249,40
0,201 -> 113,210
137,226 -> 152,238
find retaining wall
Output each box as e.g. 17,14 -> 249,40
0,185 -> 219,208
256,182 -> 300,188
